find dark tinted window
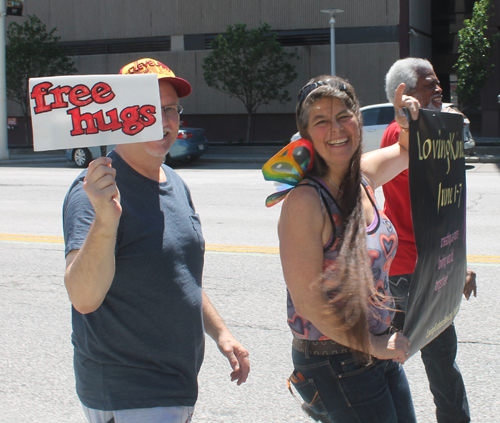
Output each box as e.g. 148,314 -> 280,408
378,106 -> 395,125
362,108 -> 380,126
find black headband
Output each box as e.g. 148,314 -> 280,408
297,81 -> 327,104
297,80 -> 354,108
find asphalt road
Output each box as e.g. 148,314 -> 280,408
0,161 -> 499,422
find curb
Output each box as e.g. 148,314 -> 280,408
0,156 -> 68,166
465,156 -> 500,164
1,149 -> 500,166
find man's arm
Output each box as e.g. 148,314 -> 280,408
202,290 -> 250,385
64,157 -> 122,314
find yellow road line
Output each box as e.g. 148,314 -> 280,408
0,234 -> 64,243
466,255 -> 500,263
0,234 -> 498,261
0,234 -> 280,254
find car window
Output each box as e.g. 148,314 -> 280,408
378,106 -> 395,125
362,108 -> 379,126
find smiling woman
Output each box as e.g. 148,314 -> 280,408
274,75 -> 420,423
306,97 -> 360,173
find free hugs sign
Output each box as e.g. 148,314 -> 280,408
29,74 -> 163,151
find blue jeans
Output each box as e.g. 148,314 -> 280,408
389,274 -> 470,423
291,348 -> 416,423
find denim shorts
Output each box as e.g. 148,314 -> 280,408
82,404 -> 194,423
290,347 -> 416,423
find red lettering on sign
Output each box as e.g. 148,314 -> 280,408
68,85 -> 92,107
49,86 -> 72,109
94,109 -> 123,132
31,82 -> 53,113
31,82 -> 116,113
120,106 -> 144,135
139,105 -> 156,127
67,105 -> 157,137
67,107 -> 98,136
92,83 -> 115,104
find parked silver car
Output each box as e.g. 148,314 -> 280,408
360,103 -> 395,152
360,102 -> 475,153
66,124 -> 209,168
65,145 -> 113,168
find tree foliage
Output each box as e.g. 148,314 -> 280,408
6,15 -> 77,118
202,22 -> 299,142
454,0 -> 499,104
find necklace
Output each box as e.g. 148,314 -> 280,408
325,175 -> 343,193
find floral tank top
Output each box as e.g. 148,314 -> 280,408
287,176 -> 397,339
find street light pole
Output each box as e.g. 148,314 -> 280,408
321,8 -> 344,76
0,0 -> 9,160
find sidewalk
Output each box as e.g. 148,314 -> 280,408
0,148 -> 68,165
1,144 -> 499,165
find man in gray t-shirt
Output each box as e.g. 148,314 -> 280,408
63,58 -> 250,423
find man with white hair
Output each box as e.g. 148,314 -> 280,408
381,57 -> 476,423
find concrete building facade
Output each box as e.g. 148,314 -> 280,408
6,0 -> 499,145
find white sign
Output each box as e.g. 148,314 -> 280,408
29,74 -> 163,151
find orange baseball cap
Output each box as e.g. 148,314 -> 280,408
119,58 -> 192,98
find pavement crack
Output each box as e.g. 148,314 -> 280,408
228,322 -> 288,332
466,192 -> 482,212
458,340 -> 500,346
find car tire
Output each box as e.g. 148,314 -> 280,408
73,148 -> 92,168
178,156 -> 200,164
164,153 -> 174,165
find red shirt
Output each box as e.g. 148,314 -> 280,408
381,120 -> 417,275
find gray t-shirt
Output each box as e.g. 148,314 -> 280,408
63,150 -> 205,411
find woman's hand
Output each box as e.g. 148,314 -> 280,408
370,332 -> 410,364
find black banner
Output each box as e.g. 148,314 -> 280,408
403,109 -> 467,356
